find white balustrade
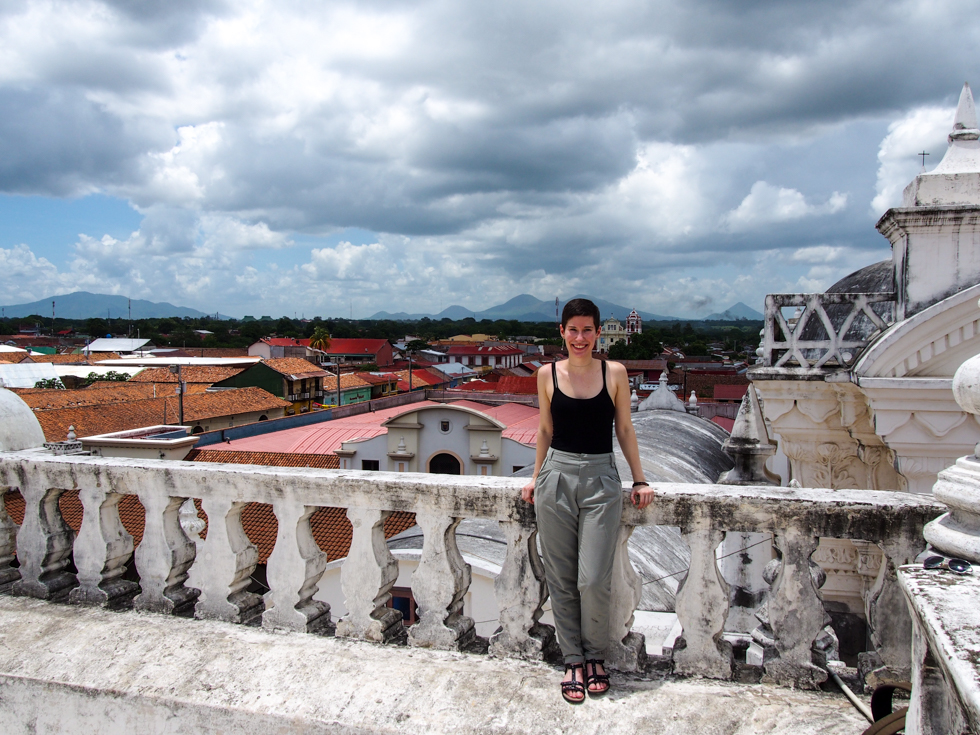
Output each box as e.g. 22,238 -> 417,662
408,512 -> 474,649
263,499 -> 332,634
0,453 -> 945,690
69,483 -> 138,607
335,507 -> 404,642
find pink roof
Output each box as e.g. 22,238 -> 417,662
206,399 -> 539,455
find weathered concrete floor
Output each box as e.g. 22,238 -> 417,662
0,596 -> 868,735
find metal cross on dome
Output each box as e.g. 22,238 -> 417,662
919,150 -> 930,167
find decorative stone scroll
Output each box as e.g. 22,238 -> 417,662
488,517 -> 555,659
12,484 -> 77,600
673,525 -> 733,679
408,512 -> 475,650
607,524 -> 646,672
69,483 -> 138,607
865,537 -> 919,681
263,500 -> 332,634
335,507 -> 403,643
762,528 -> 828,688
190,497 -> 263,625
0,490 -> 21,592
133,487 -> 200,615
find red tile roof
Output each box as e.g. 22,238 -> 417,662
262,338 -> 311,347
186,449 -> 341,469
320,338 -> 389,355
713,384 -> 749,401
446,345 -> 524,356
494,376 -> 538,395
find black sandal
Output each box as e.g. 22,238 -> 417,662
561,663 -> 586,705
585,659 -> 610,697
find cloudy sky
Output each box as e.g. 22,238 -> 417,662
0,0 -> 977,319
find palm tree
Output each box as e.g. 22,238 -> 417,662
309,327 -> 331,352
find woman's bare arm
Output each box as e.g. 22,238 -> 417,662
609,361 -> 654,509
521,364 -> 554,504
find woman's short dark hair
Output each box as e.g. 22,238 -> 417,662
561,298 -> 601,329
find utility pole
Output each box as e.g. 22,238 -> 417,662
169,364 -> 185,425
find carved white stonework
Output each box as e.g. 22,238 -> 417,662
408,512 -> 475,650
607,524 -> 645,672
69,483 -> 138,607
189,497 -> 263,625
262,499 -> 332,634
488,518 -> 555,659
335,507 -> 404,643
673,524 -> 733,679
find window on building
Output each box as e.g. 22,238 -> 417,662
387,587 -> 418,625
361,459 -> 380,471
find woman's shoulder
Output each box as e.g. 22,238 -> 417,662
604,359 -> 628,378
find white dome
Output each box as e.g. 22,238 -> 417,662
0,388 -> 45,451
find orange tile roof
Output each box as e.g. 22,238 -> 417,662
1,488 -> 414,565
32,387 -> 290,441
14,384 -> 158,410
29,353 -> 122,364
129,366 -> 246,384
263,358 -> 329,380
186,449 -> 341,469
0,353 -> 29,363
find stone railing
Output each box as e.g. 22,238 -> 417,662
0,451 -> 943,689
761,293 -> 896,369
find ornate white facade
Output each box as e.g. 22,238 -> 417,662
752,83 -> 980,614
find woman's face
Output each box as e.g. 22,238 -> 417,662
561,316 -> 600,357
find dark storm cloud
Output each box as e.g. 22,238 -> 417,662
0,0 -> 976,315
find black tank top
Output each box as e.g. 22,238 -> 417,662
550,360 -> 616,454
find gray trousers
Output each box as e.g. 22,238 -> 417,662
534,448 -> 623,664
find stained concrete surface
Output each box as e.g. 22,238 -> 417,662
0,596 -> 868,734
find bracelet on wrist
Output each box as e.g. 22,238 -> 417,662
632,481 -> 649,487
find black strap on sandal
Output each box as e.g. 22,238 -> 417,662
561,663 -> 586,705
585,659 -> 610,697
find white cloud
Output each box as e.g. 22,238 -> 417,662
722,181 -> 848,232
871,105 -> 951,215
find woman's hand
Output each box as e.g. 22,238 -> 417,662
521,478 -> 535,504
630,484 -> 654,509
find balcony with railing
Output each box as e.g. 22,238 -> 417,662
0,445 -> 943,732
759,293 -> 897,373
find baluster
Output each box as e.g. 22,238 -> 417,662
673,524 -> 733,679
865,537 -> 918,681
133,485 -> 199,615
12,482 -> 76,600
335,507 -> 403,642
489,518 -> 555,659
190,497 -> 263,624
263,500 -> 332,634
408,512 -> 474,649
762,527 -> 827,688
0,490 -> 21,592
69,483 -> 138,607
607,524 -> 646,671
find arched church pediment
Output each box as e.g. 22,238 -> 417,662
854,282 -> 980,378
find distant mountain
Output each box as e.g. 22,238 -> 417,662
0,292 -> 228,320
368,294 -> 680,322
704,302 -> 764,321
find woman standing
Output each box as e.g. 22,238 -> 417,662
521,298 -> 653,704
